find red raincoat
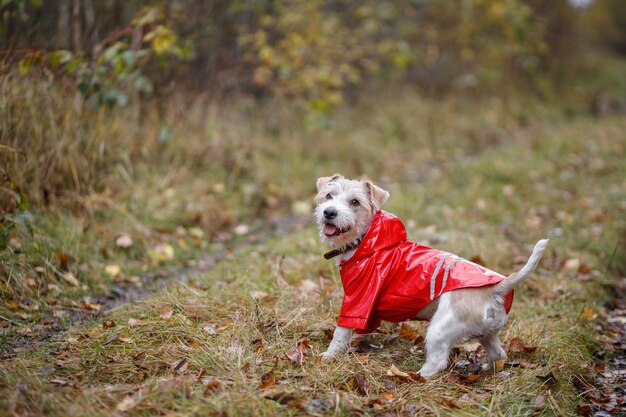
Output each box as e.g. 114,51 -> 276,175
337,211 -> 513,334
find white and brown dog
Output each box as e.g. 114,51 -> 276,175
314,174 -> 548,377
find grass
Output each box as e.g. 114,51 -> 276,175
1,74 -> 625,415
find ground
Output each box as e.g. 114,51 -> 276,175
1,92 -> 625,416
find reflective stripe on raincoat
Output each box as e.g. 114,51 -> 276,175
337,211 -> 514,334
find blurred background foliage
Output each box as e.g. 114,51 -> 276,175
1,0 -> 625,111
1,0 -> 625,312
0,0 -> 625,210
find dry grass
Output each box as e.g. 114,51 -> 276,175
1,84 -> 624,415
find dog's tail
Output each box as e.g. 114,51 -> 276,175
493,239 -> 549,295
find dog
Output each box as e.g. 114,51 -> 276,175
314,174 -> 548,377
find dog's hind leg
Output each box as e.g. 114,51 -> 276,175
479,332 -> 507,371
417,294 -> 467,377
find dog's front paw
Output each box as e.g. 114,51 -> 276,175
319,350 -> 338,360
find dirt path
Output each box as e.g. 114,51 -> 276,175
0,215 -> 310,358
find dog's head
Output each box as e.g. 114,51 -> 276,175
314,174 -> 390,248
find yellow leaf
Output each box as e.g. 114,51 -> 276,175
494,359 -> 506,372
105,264 -> 121,277
581,307 -> 595,320
159,306 -> 174,319
148,243 -> 175,263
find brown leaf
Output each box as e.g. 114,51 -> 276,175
386,364 -> 426,382
440,399 -> 461,409
102,320 -> 116,329
79,301 -> 101,311
536,371 -> 558,385
507,337 -> 536,354
202,378 -> 222,395
57,252 -> 71,271
344,374 -> 369,396
399,322 -> 419,341
286,339 -> 311,366
260,371 -> 276,389
159,306 -> 174,319
251,338 -> 265,353
581,307 -> 595,320
507,359 -> 538,369
494,359 -> 506,372
465,374 -> 481,382
355,353 -> 370,365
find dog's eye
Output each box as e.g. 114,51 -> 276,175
325,193 -> 333,200
350,199 -> 360,206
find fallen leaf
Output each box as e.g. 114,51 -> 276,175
79,301 -> 101,311
299,279 -> 320,294
493,359 -> 506,372
355,353 -> 370,365
57,252 -> 71,271
250,290 -> 268,300
440,399 -> 461,409
115,234 -> 133,248
563,257 -> 581,272
160,306 -> 174,319
286,339 -> 311,365
536,371 -> 558,385
534,394 -> 546,407
104,264 -> 121,278
148,243 -> 175,263
202,323 -> 217,336
399,322 -> 419,341
61,272 -> 79,287
465,374 -> 481,382
118,336 -> 133,343
507,337 -> 537,354
49,377 -> 71,386
116,395 -> 138,412
386,364 -> 426,382
260,371 -> 276,389
203,378 -> 221,395
507,359 -> 538,369
234,224 -> 249,236
581,307 -> 595,320
344,374 -> 369,396
127,318 -> 141,326
102,320 -> 116,329
576,404 -> 593,416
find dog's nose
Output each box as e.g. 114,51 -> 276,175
323,207 -> 338,220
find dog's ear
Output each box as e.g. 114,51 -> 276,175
364,180 -> 390,211
316,174 -> 343,191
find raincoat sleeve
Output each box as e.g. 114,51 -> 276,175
337,256 -> 390,334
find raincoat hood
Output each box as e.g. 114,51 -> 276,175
336,211 -> 513,334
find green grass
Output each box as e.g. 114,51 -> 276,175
1,82 -> 625,415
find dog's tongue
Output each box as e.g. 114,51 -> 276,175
323,223 -> 338,236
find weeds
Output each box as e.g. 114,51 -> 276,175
1,82 -> 625,414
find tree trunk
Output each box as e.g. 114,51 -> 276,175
83,0 -> 98,56
71,0 -> 82,53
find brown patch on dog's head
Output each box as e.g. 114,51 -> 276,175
362,180 -> 390,212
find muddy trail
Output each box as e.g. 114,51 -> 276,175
0,215 -> 310,359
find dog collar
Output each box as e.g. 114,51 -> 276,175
323,237 -> 363,260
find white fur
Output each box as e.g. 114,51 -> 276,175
315,175 -> 548,378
